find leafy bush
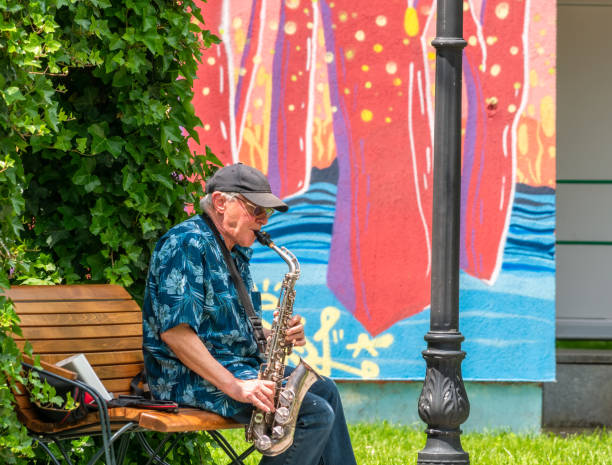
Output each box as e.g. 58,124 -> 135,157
0,0 -> 221,462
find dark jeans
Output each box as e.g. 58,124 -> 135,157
232,367 -> 357,465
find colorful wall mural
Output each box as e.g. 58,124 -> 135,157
189,0 -> 556,381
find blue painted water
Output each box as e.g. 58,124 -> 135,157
250,182 -> 555,381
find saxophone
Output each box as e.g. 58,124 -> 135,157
245,230 -> 321,456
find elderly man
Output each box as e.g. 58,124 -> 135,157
142,163 -> 356,465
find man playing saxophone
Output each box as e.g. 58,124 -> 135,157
142,163 -> 357,465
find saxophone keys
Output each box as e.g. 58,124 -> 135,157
274,406 -> 291,425
255,434 -> 272,451
253,412 -> 265,424
279,388 -> 295,407
272,425 -> 284,439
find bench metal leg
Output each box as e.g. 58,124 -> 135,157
208,430 -> 255,465
34,438 -> 63,465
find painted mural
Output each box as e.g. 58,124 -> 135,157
189,0 -> 556,381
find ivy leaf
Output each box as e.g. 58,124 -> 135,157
2,87 -> 25,105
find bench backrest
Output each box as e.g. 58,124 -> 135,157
7,284 -> 143,396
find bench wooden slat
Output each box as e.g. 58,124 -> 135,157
22,355 -> 78,380
41,351 -> 144,366
137,408 -> 242,433
18,312 -> 142,327
5,284 -> 132,301
17,337 -> 142,353
95,364 -> 142,380
104,378 -> 138,393
18,324 -> 142,340
14,300 -> 141,315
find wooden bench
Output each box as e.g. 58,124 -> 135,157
8,284 -> 254,465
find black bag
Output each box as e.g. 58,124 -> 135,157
27,370 -> 89,425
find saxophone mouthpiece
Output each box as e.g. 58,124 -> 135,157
255,230 -> 274,247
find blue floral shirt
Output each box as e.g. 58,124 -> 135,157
142,215 -> 263,417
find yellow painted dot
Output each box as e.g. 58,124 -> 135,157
232,17 -> 243,29
514,82 -> 522,90
288,104 -> 295,111
239,67 -> 247,76
385,116 -> 392,123
510,46 -> 519,55
360,65 -> 369,73
463,1 -> 469,11
527,104 -> 535,117
316,83 -> 325,92
325,51 -> 334,63
202,87 -> 210,96
427,51 -> 436,61
355,30 -> 365,41
393,77 -> 402,86
490,64 -> 501,76
339,11 -> 348,22
537,47 -> 544,55
376,15 -> 387,27
540,28 -> 547,36
530,69 -> 538,87
361,109 -> 373,122
304,8 -> 309,15
478,64 -> 485,72
495,2 -> 510,20
540,95 -> 555,137
307,22 -> 313,29
373,43 -> 383,53
404,7 -> 419,37
549,146 -> 556,158
207,57 -> 216,65
534,13 -> 541,22
548,67 -> 556,75
345,49 -> 355,60
284,21 -> 297,35
385,61 -> 397,74
286,0 -> 300,9
204,124 -> 211,131
468,36 -> 477,46
269,21 -> 278,31
331,106 -> 338,113
508,104 -> 517,113
403,38 -> 410,45
486,36 -> 498,45
291,75 -> 297,82
255,98 -> 264,108
365,81 -> 372,89
344,87 -> 350,95
485,96 -> 498,106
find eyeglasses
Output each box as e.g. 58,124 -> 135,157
235,195 -> 275,218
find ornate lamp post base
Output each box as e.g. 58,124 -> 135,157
417,332 -> 469,464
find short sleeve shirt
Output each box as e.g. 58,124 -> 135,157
142,215 -> 263,417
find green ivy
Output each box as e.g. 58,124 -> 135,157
0,0 -> 222,462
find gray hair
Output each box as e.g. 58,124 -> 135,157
199,192 -> 239,214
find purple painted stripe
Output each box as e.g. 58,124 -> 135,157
320,0 -> 356,314
234,0 -> 259,115
461,55 -> 488,276
267,2 -> 286,195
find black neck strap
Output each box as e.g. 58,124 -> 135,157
200,214 -> 267,355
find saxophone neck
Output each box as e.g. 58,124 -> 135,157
255,230 -> 300,276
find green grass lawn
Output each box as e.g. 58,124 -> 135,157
211,423 -> 612,464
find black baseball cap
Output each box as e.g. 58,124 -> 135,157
205,163 -> 289,212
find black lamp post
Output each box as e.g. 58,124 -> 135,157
417,0 -> 469,464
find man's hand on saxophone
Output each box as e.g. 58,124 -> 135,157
265,313 -> 307,349
284,314 -> 306,347
231,379 -> 276,413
